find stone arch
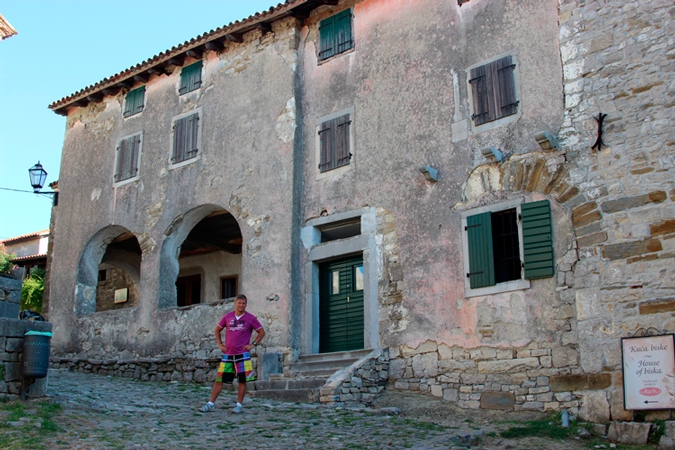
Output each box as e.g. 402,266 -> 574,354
158,204 -> 243,309
76,226 -> 142,317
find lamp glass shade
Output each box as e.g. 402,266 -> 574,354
28,162 -> 48,193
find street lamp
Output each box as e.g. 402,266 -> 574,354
28,162 -> 58,206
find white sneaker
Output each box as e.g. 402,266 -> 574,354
232,404 -> 242,414
199,402 -> 214,413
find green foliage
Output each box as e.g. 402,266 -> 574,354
20,267 -> 46,313
649,419 -> 666,445
0,243 -> 16,274
500,414 -> 574,440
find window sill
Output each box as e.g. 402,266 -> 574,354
464,278 -> 530,298
169,155 -> 200,170
317,47 -> 355,65
113,176 -> 140,188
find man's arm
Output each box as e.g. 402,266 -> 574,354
244,327 -> 266,351
215,325 -> 227,353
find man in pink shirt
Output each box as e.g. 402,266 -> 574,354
199,294 -> 266,414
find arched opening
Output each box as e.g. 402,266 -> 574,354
76,226 -> 142,316
159,206 -> 242,309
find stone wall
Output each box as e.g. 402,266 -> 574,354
319,349 -> 390,404
0,318 -> 53,399
0,274 -> 21,319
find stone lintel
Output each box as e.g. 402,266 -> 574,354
550,373 -> 611,391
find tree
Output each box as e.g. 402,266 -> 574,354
21,267 -> 45,313
0,243 -> 16,274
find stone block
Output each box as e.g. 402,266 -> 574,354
480,391 -> 514,410
603,238 -> 662,260
651,219 -> 675,237
639,298 -> 675,315
414,340 -> 438,354
579,390 -> 610,423
550,373 -> 611,391
0,302 -> 19,319
601,191 -> 667,213
607,422 -> 651,445
552,347 -> 579,368
477,357 -> 539,373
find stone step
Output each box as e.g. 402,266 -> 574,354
291,349 -> 373,377
253,378 -> 325,391
297,349 -> 373,364
250,388 -> 320,403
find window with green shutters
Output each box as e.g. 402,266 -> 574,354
123,86 -> 145,118
318,9 -> 353,61
462,199 -> 554,296
114,133 -> 142,183
179,61 -> 202,95
469,55 -> 518,126
319,113 -> 352,172
171,112 -> 200,164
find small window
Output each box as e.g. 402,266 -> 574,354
123,86 -> 145,117
220,276 -> 238,299
177,274 -> 201,307
179,61 -> 203,95
319,113 -> 352,172
98,269 -> 108,282
171,112 -> 200,164
469,55 -> 518,126
114,133 -> 142,183
462,199 -> 554,297
319,9 -> 353,61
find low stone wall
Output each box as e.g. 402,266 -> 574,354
50,354 -> 260,384
1,318 -> 53,399
0,274 -> 21,319
388,341 -> 606,416
319,349 -> 390,404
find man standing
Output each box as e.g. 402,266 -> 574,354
199,294 -> 265,414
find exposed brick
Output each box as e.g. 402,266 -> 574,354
603,238 -> 662,260
573,210 -> 602,228
650,219 -> 675,237
601,191 -> 667,213
577,232 -> 608,248
639,298 -> 675,315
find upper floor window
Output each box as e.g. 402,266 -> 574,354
171,111 -> 200,165
319,9 -> 353,61
123,86 -> 145,118
318,111 -> 352,173
114,132 -> 142,183
179,61 -> 203,95
461,199 -> 554,297
468,55 -> 518,127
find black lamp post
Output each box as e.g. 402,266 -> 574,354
28,162 -> 58,206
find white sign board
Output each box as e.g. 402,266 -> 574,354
622,334 -> 675,410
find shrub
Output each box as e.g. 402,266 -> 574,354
21,267 -> 45,313
0,243 -> 16,274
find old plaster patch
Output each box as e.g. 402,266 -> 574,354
91,188 -> 102,201
276,97 -> 296,144
145,201 -> 164,231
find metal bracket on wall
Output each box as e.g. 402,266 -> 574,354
630,327 -> 662,337
591,112 -> 608,151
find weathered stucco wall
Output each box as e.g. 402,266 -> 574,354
49,19 -> 301,360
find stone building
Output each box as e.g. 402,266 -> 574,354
1,229 -> 50,279
46,0 -> 675,422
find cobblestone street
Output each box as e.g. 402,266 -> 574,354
0,369 -> 597,449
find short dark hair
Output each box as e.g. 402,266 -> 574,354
235,294 -> 247,302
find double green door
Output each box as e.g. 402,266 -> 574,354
319,256 -> 364,353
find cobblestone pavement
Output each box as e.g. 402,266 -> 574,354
29,369 -> 591,449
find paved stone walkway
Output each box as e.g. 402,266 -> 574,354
36,369 -> 589,449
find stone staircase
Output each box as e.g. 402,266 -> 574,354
251,349 -> 373,403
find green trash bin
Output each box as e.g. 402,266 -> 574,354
22,331 -> 52,378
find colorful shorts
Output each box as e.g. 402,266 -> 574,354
216,352 -> 256,383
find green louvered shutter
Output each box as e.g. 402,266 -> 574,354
319,15 -> 335,60
179,62 -> 202,94
466,212 -> 495,289
335,9 -> 353,54
522,200 -> 554,279
123,87 -> 145,118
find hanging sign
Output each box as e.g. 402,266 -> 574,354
622,334 -> 675,410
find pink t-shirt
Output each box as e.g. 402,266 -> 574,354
217,311 -> 263,355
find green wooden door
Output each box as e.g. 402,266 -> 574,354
319,256 -> 364,353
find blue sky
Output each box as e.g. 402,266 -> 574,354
0,0 -> 277,240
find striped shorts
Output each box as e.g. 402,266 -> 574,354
216,352 -> 256,383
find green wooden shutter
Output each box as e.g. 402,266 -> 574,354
319,15 -> 335,60
129,135 -> 140,178
318,119 -> 333,172
179,62 -> 202,94
335,114 -> 351,168
522,200 -> 554,279
124,87 -> 145,117
466,212 -> 495,288
115,139 -> 128,181
187,113 -> 199,158
335,9 -> 353,54
494,55 -> 518,119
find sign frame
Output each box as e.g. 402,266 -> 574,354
621,333 -> 675,411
